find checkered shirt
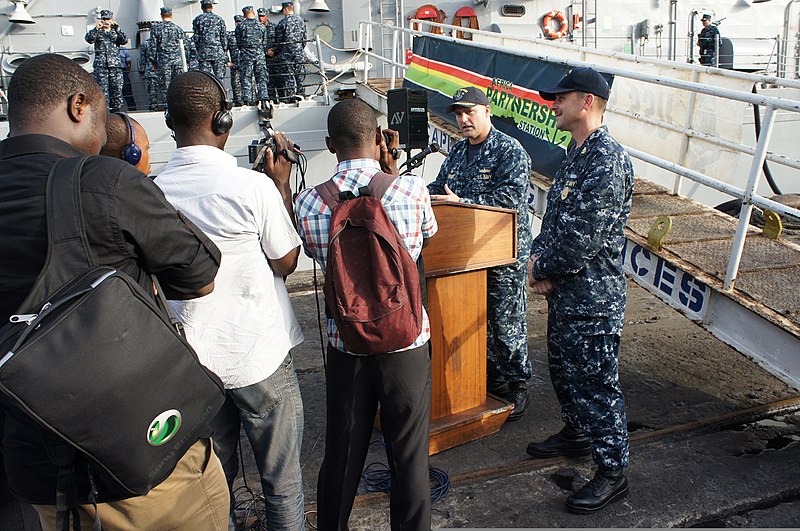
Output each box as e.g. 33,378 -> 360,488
294,158 -> 438,354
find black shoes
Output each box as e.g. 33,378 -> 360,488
526,426 -> 592,458
506,381 -> 528,421
565,468 -> 629,514
487,373 -> 508,397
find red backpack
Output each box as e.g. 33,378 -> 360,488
315,173 -> 423,355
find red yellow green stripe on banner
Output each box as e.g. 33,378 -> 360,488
405,54 -> 571,150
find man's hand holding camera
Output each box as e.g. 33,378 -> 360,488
380,128 -> 400,176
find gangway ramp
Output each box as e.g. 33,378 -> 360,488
358,77 -> 800,389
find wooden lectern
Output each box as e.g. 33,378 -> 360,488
422,201 -> 518,455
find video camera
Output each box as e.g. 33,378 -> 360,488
248,101 -> 300,168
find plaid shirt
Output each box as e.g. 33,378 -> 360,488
294,158 -> 438,354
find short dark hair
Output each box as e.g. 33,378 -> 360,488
99,113 -> 128,159
7,53 -> 103,126
166,71 -> 221,130
327,99 -> 377,149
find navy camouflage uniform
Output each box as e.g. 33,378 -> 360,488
429,127 -> 533,385
139,38 -> 161,111
698,24 -> 720,66
85,24 -> 128,111
236,17 -> 269,104
530,125 -> 634,471
193,11 -> 228,79
274,13 -> 307,98
150,20 -> 188,106
226,29 -> 243,105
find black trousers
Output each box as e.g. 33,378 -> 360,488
317,343 -> 432,531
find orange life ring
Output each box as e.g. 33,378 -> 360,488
542,10 -> 568,39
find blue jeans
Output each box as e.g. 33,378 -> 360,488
211,354 -> 305,531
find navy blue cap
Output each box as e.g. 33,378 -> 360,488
446,86 -> 490,112
234,14 -> 244,23
282,2 -> 294,8
538,67 -> 610,101
242,5 -> 254,14
99,9 -> 113,19
257,7 -> 267,16
200,0 -> 214,6
160,6 -> 172,15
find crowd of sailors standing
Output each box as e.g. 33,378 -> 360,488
85,2 -> 309,113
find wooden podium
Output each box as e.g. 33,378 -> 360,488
422,201 -> 518,455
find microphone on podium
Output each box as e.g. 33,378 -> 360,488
401,143 -> 440,173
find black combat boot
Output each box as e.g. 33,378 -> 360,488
565,467 -> 628,513
526,426 -> 592,458
487,372 -> 508,398
506,381 -> 529,421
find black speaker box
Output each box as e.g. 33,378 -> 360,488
387,88 -> 429,150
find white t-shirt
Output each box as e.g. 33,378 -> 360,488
157,145 -> 303,389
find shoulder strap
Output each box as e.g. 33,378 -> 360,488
315,179 -> 342,210
18,156 -> 96,310
367,172 -> 397,200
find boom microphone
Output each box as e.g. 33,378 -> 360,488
401,143 -> 440,172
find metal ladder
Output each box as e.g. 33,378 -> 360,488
577,0 -> 598,49
379,0 -> 401,78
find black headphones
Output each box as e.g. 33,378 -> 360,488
116,112 -> 142,166
164,70 -> 234,136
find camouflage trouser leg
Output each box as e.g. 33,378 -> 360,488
547,311 -> 629,470
293,62 -> 305,96
198,60 -> 227,81
240,60 -> 256,105
277,60 -> 295,99
107,68 -> 124,111
486,259 -> 532,383
230,67 -> 242,105
253,59 -> 269,101
93,67 -> 110,106
266,63 -> 279,101
160,65 -> 183,105
145,77 -> 161,111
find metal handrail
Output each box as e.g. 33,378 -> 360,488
358,20 -> 800,292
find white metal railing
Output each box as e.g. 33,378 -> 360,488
358,20 -> 800,292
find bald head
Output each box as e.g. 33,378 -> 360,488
100,113 -> 152,175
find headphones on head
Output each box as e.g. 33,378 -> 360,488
116,112 -> 142,166
164,70 -> 234,136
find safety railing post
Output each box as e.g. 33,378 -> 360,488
390,28 -> 398,90
315,35 -> 330,105
724,105 -> 777,290
363,23 -> 370,84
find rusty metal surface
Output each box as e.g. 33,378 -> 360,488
737,266 -> 800,326
627,213 -> 754,244
668,236 -> 800,277
630,193 -> 709,219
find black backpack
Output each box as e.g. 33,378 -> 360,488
0,157 -> 226,528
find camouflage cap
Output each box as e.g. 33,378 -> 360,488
701,13 -> 712,21
234,14 -> 244,23
160,6 -> 173,15
282,2 -> 293,8
99,9 -> 113,19
200,0 -> 214,6
257,7 -> 267,16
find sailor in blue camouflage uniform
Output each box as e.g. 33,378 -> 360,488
525,67 -> 634,514
428,86 -> 533,422
85,10 -> 128,112
259,8 -> 280,101
697,14 -> 721,66
193,0 -> 228,79
139,37 -> 161,111
274,2 -> 307,100
236,6 -> 270,107
150,7 -> 188,109
227,15 -> 244,106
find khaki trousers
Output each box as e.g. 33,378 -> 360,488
33,438 -> 229,531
